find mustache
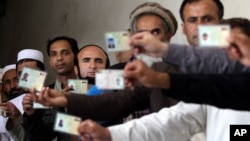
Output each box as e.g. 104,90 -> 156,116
9,87 -> 27,95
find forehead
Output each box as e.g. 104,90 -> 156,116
50,40 -> 72,52
3,69 -> 17,80
78,46 -> 107,60
136,14 -> 164,29
183,0 -> 219,18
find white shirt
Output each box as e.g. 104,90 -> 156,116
108,102 -> 250,141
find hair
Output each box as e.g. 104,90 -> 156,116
130,2 -> 178,36
16,59 -> 45,71
179,0 -> 224,22
222,18 -> 250,37
76,44 -> 110,69
46,36 -> 78,64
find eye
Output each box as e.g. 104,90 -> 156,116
96,59 -> 103,64
151,29 -> 161,36
203,16 -> 213,23
187,17 -> 197,23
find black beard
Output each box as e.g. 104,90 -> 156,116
7,87 -> 27,100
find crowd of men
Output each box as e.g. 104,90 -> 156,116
1,0 -> 250,141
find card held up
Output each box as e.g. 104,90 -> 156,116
105,31 -> 130,52
18,67 -> 47,92
67,79 -> 88,94
54,112 -> 81,136
198,25 -> 230,47
96,69 -> 124,90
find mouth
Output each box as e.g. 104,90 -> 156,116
56,62 -> 65,69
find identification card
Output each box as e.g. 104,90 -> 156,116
135,54 -> 163,67
105,31 -> 130,52
0,107 -> 7,118
18,67 -> 47,92
54,112 -> 81,136
198,25 -> 230,47
67,79 -> 88,94
96,69 -> 124,90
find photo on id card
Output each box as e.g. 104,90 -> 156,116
105,31 -> 130,52
18,67 -> 47,92
198,25 -> 230,47
54,112 -> 81,136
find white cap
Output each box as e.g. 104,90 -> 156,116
0,68 -> 2,83
2,64 -> 16,80
17,49 -> 44,63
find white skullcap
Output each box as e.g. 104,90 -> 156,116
0,68 -> 2,83
2,64 -> 16,79
17,49 -> 44,63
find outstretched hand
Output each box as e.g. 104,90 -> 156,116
78,119 -> 112,141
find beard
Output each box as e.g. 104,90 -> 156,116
7,87 -> 27,100
78,74 -> 95,85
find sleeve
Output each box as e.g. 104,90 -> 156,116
66,85 -> 151,120
163,73 -> 250,111
108,102 -> 206,141
22,109 -> 57,141
164,44 -> 250,73
6,115 -> 27,141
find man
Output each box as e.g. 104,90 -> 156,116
0,65 -> 17,141
0,64 -> 26,141
75,18 -> 250,141
35,1 -> 180,129
156,0 -> 250,73
180,0 -> 223,47
76,44 -> 110,85
22,36 -> 78,141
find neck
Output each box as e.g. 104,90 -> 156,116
56,71 -> 77,88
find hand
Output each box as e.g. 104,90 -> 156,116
123,60 -> 170,90
78,119 -> 112,141
227,30 -> 250,67
36,87 -> 68,107
0,102 -> 20,122
22,93 -> 36,116
129,32 -> 168,57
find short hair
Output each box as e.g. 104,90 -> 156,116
76,44 -> 110,68
16,59 -> 45,71
46,36 -> 78,65
222,18 -> 250,37
130,2 -> 178,36
180,0 -> 224,22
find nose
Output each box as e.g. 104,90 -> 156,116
10,80 -> 18,89
89,60 -> 96,69
56,54 -> 63,61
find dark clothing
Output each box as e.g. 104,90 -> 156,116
163,73 -> 250,111
22,83 -> 71,141
66,62 -> 179,120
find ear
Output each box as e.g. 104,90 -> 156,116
181,23 -> 187,35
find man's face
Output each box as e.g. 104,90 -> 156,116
49,40 -> 75,76
2,69 -> 19,96
181,0 -> 220,46
77,46 -> 107,78
135,14 -> 172,42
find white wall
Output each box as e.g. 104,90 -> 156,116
0,0 -> 249,84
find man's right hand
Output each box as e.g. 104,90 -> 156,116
22,93 -> 36,116
129,32 -> 168,57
